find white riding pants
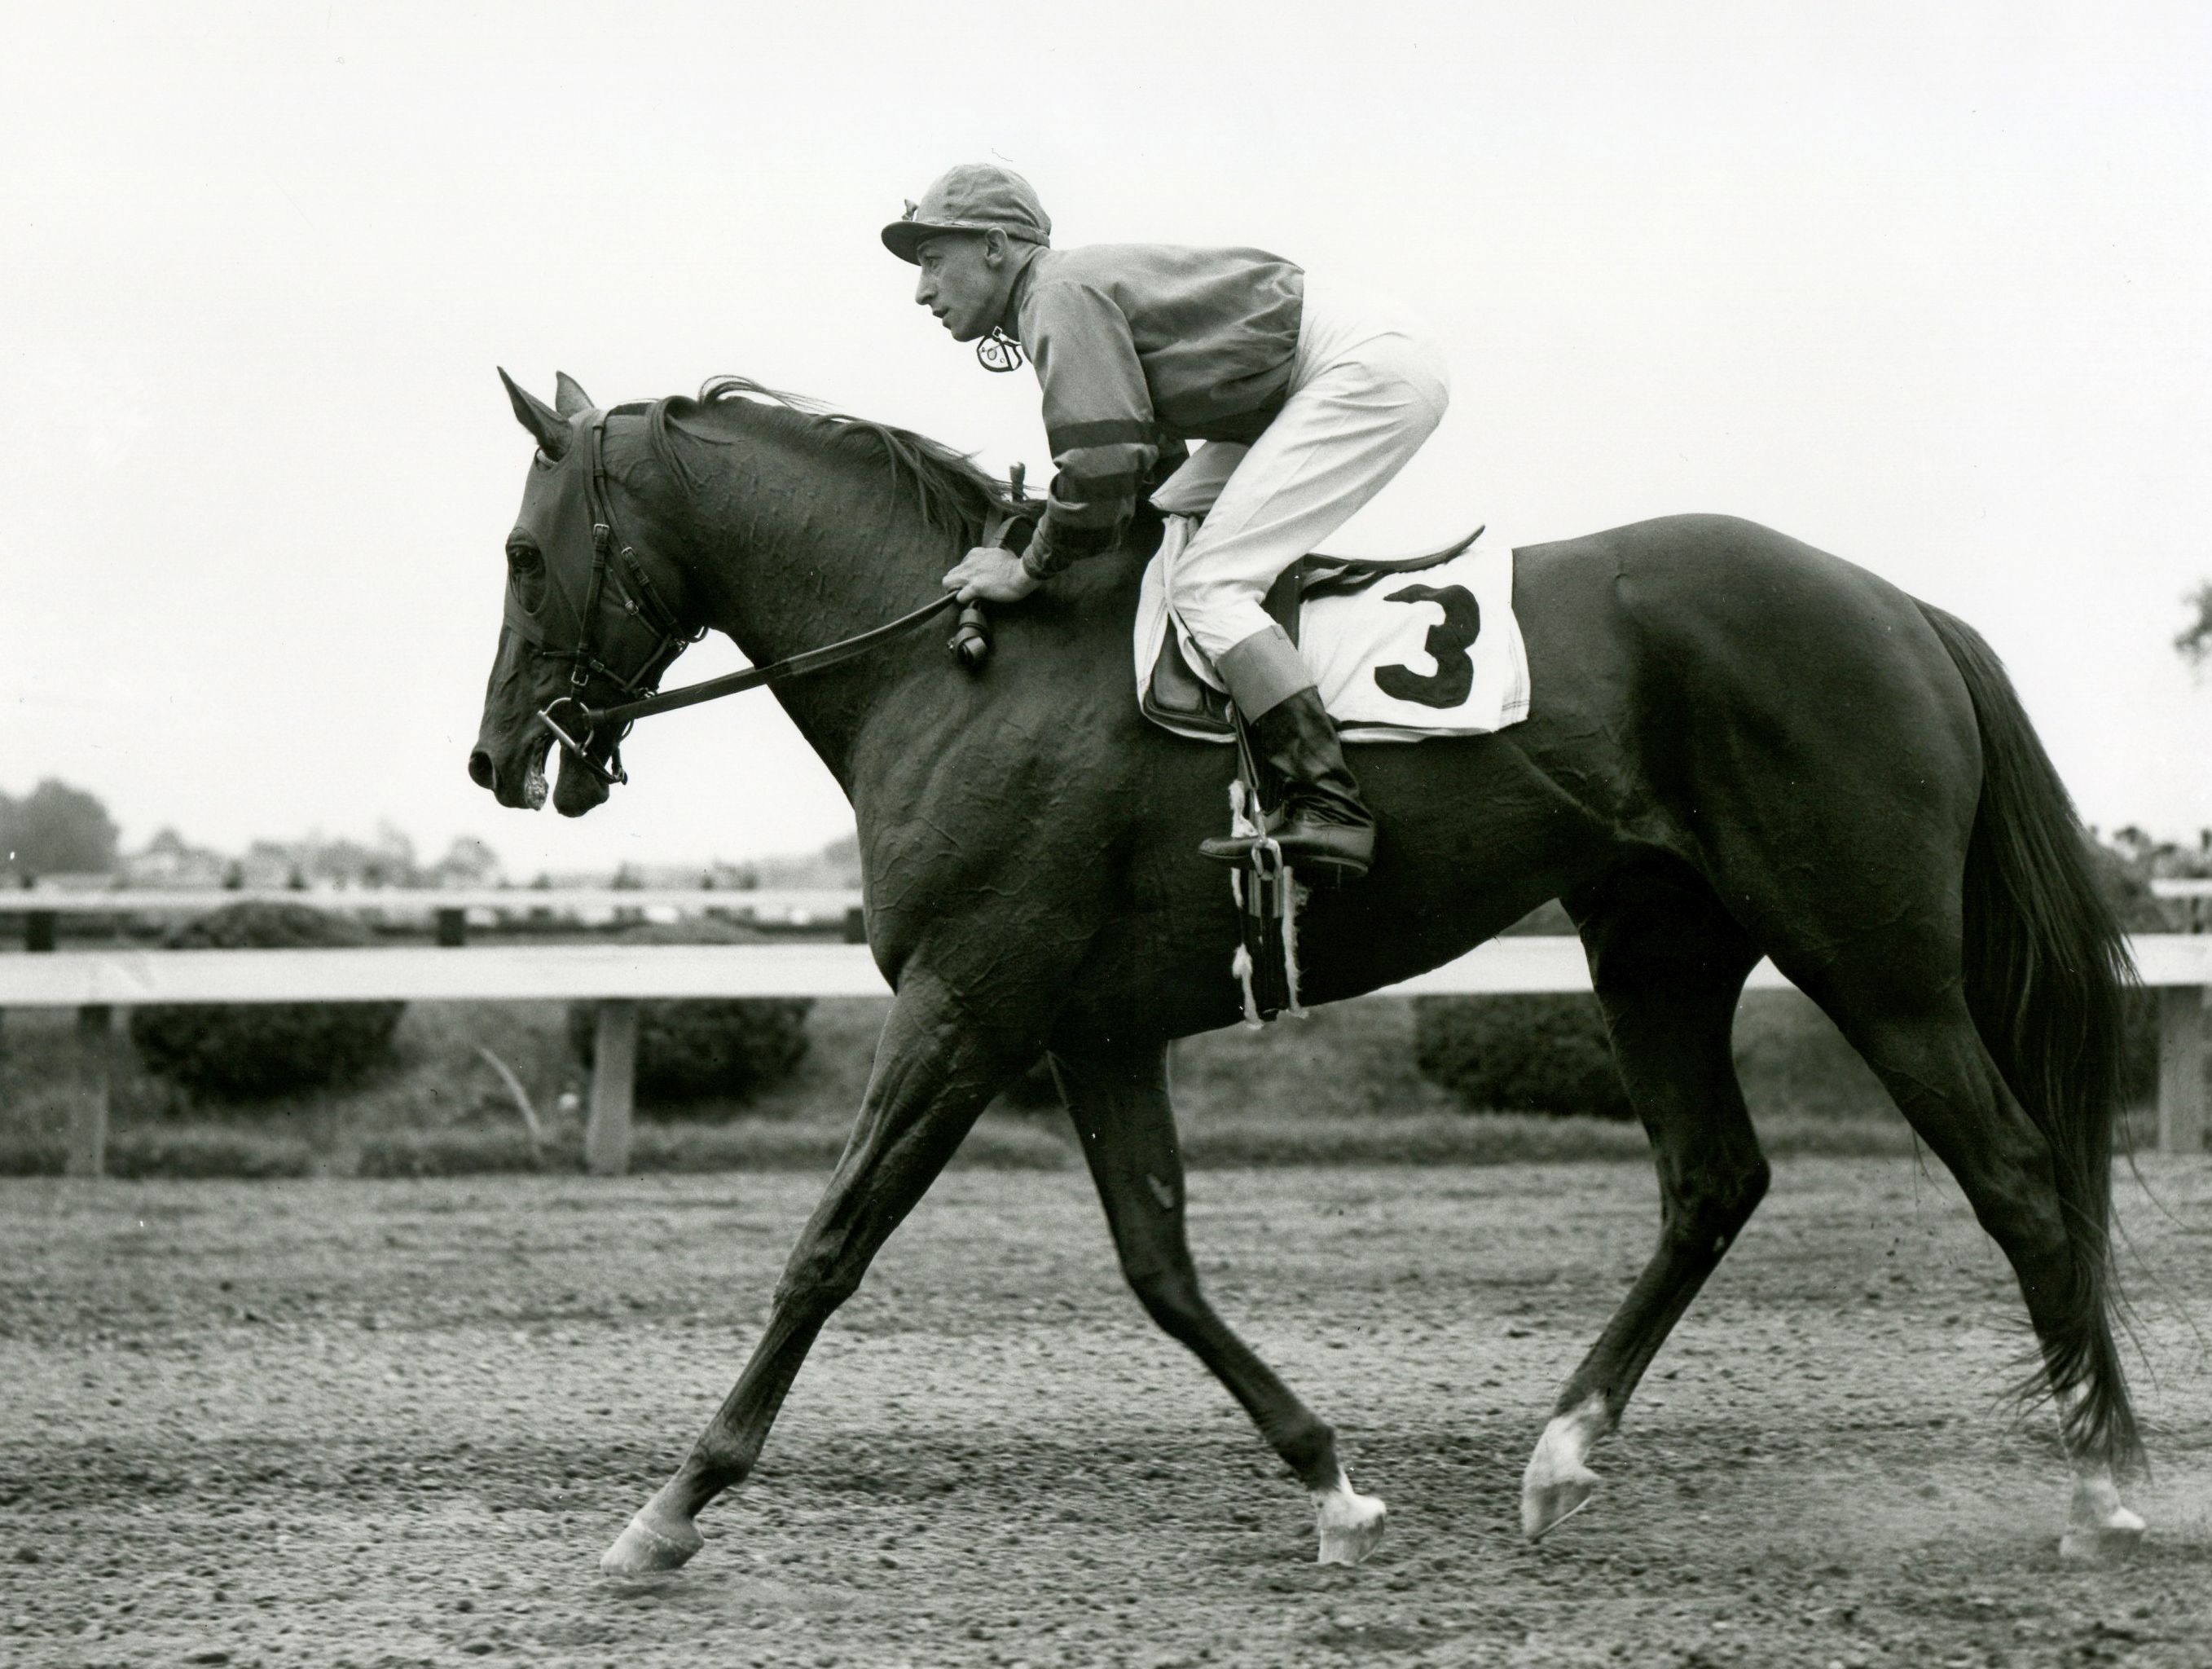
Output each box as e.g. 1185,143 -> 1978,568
1151,281 -> 1451,670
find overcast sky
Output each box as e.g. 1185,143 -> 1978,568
4,1 -> 2207,876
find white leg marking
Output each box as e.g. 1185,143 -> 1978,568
1521,1392 -> 1610,1541
2054,1389 -> 2145,1566
2060,1460 -> 2146,1566
1311,1469 -> 1388,1566
600,1486 -> 705,1576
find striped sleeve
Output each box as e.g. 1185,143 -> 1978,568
1020,280 -> 1159,577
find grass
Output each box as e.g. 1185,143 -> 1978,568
0,989 -> 2092,1180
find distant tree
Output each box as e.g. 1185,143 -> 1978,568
372,819 -> 420,883
0,778 -> 121,877
2179,581 -> 2212,674
430,834 -> 503,887
243,839 -> 303,887
312,839 -> 385,887
2083,825 -> 2212,933
820,830 -> 861,885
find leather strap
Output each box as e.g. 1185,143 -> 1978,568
560,434 -> 1031,732
578,591 -> 961,730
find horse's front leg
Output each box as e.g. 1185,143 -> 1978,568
1053,1037 -> 1387,1566
602,965 -> 1028,1574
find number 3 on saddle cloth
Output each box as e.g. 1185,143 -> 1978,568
1132,516 -> 1533,1024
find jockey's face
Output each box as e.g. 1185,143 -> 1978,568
913,230 -> 1014,344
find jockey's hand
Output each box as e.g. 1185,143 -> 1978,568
943,545 -> 1040,605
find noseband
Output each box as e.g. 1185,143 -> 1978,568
529,412 -> 1028,791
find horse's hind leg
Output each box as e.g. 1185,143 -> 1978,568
1798,975 -> 2144,1562
601,966 -> 1028,1575
1053,1037 -> 1386,1566
1522,862 -> 1769,1539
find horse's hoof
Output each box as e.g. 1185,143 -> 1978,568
601,1510 -> 703,1575
1313,1475 -> 1388,1566
2060,1504 -> 2146,1566
2060,1469 -> 2146,1566
1522,1397 -> 1608,1540
1520,1462 -> 1597,1540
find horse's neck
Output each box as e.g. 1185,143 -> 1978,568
657,421 -> 963,782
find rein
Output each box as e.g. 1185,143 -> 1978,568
534,412 -> 1027,790
560,592 -> 963,729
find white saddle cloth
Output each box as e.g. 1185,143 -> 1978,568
1133,516 -> 1533,743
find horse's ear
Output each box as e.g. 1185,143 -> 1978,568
553,372 -> 595,417
499,368 -> 571,459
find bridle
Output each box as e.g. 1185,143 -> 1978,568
521,414 -> 707,788
521,409 -> 1027,791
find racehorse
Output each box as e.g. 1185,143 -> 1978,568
470,371 -> 2145,1574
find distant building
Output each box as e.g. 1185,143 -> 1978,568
123,828 -> 228,888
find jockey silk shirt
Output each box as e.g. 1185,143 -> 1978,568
1002,244 -> 1305,570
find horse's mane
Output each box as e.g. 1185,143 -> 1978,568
646,376 -> 1006,539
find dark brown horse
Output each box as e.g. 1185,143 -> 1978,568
471,372 -> 2144,1574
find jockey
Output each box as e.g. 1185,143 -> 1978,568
886,163 -> 1449,880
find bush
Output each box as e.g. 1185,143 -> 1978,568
566,920 -> 812,1109
1728,990 -> 1890,1121
1417,982 -> 2158,1129
1412,993 -> 1634,1121
129,902 -> 404,1100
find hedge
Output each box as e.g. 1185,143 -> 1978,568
566,918 -> 811,1109
129,901 -> 404,1101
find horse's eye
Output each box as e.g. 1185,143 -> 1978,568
508,545 -> 547,612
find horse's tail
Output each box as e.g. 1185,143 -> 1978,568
1915,600 -> 2141,1473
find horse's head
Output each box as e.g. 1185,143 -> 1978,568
469,371 -> 700,817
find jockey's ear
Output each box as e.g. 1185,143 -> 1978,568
553,372 -> 595,417
499,368 -> 572,460
982,227 -> 1010,266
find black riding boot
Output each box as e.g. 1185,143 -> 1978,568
1198,688 -> 1376,879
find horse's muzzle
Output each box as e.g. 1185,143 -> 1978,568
466,732 -> 555,811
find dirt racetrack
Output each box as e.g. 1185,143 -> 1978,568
4,1156 -> 2209,1668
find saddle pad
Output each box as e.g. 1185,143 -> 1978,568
1133,517 -> 1533,743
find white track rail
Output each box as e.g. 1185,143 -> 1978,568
5,935 -> 2204,1175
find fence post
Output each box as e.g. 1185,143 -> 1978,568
2,906 -> 58,1054
2157,984 -> 2207,1155
587,1000 -> 640,1177
68,1005 -> 112,1178
435,907 -> 468,948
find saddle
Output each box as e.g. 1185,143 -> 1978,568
1141,529 -> 1484,740
980,482 -> 1503,1028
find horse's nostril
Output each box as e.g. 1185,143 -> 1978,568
468,749 -> 495,790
